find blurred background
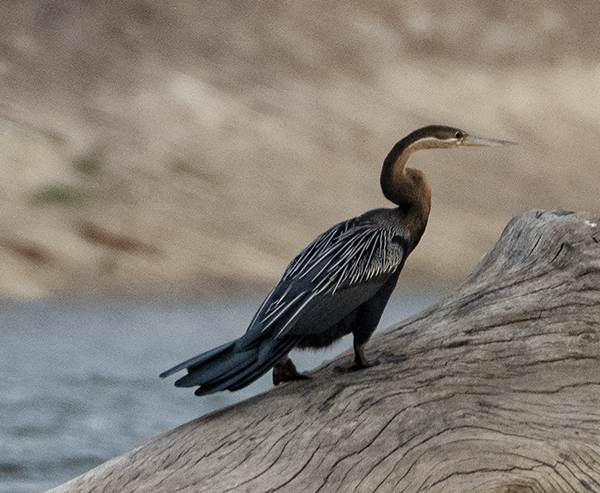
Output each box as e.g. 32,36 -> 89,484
2,0 -> 599,299
2,0 -> 600,491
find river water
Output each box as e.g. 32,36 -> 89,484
0,292 -> 436,492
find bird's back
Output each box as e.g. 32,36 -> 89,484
240,208 -> 411,344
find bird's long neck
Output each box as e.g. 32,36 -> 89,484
380,138 -> 432,243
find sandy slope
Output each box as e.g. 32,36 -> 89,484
1,0 -> 599,297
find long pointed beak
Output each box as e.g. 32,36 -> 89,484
462,134 -> 516,147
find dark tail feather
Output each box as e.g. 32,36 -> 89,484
160,336 -> 300,396
174,349 -> 253,387
159,340 -> 236,379
195,337 -> 300,395
226,338 -> 299,392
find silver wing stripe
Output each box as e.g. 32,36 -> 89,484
272,286 -> 330,339
246,287 -> 274,328
333,232 -> 374,293
251,218 -> 406,338
283,221 -> 355,280
260,291 -> 307,332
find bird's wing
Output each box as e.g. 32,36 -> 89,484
240,216 -> 408,345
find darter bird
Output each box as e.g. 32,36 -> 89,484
161,125 -> 513,395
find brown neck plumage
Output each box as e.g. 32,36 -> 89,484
380,137 -> 432,243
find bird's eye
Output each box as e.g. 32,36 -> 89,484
454,131 -> 464,139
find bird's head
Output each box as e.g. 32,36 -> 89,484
406,125 -> 515,151
380,125 -> 514,206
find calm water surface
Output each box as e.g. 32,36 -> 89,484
0,292 -> 436,492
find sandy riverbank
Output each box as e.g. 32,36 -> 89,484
1,0 -> 599,298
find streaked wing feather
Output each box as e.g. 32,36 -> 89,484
242,216 -> 407,342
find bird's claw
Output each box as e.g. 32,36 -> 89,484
273,358 -> 310,385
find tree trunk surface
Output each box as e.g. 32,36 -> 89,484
48,210 -> 600,493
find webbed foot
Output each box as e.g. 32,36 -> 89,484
273,357 -> 310,385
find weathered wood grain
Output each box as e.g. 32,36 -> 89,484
48,210 -> 600,493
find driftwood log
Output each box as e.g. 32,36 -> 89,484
49,210 -> 600,493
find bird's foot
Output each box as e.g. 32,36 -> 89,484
352,357 -> 380,370
273,358 -> 310,385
